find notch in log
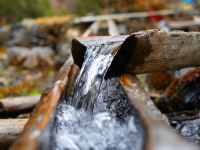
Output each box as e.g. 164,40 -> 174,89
72,30 -> 200,75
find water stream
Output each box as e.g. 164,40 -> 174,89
49,41 -> 144,150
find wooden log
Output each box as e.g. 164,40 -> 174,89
169,20 -> 200,29
10,56 -> 79,150
127,30 -> 200,73
0,96 -> 40,112
72,30 -> 200,74
120,74 -> 199,150
0,119 -> 28,148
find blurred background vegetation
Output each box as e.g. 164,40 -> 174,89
0,0 -> 53,24
0,0 -> 170,25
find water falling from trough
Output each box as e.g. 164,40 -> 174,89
49,36 -> 145,150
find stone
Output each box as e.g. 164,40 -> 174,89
23,47 -> 54,69
6,47 -> 29,65
6,46 -> 54,69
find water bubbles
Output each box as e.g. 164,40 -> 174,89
52,104 -> 143,150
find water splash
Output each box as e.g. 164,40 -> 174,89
52,103 -> 143,150
70,42 -> 120,112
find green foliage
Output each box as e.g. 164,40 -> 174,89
74,0 -> 102,16
21,90 -> 42,96
0,0 -> 54,23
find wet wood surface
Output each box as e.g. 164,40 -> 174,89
72,30 -> 200,74
120,74 -> 199,150
10,30 -> 200,149
128,30 -> 200,74
10,56 -> 75,150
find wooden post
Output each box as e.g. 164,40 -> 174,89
107,19 -> 120,36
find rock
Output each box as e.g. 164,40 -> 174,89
31,47 -> 54,67
23,50 -> 38,69
21,19 -> 35,28
23,47 -> 54,69
0,77 -> 10,87
0,28 -> 11,46
7,46 -> 54,69
146,71 -> 175,91
7,25 -> 32,47
0,62 -> 4,72
157,67 -> 200,113
54,42 -> 71,68
57,42 -> 71,58
6,47 -> 29,65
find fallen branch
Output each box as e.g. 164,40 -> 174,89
0,118 -> 28,148
0,95 -> 40,112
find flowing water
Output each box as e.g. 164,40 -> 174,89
49,41 -> 144,150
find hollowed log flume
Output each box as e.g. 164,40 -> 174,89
11,30 -> 200,150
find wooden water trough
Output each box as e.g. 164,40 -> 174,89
10,30 -> 200,150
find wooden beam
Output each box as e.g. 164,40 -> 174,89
73,10 -> 176,24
